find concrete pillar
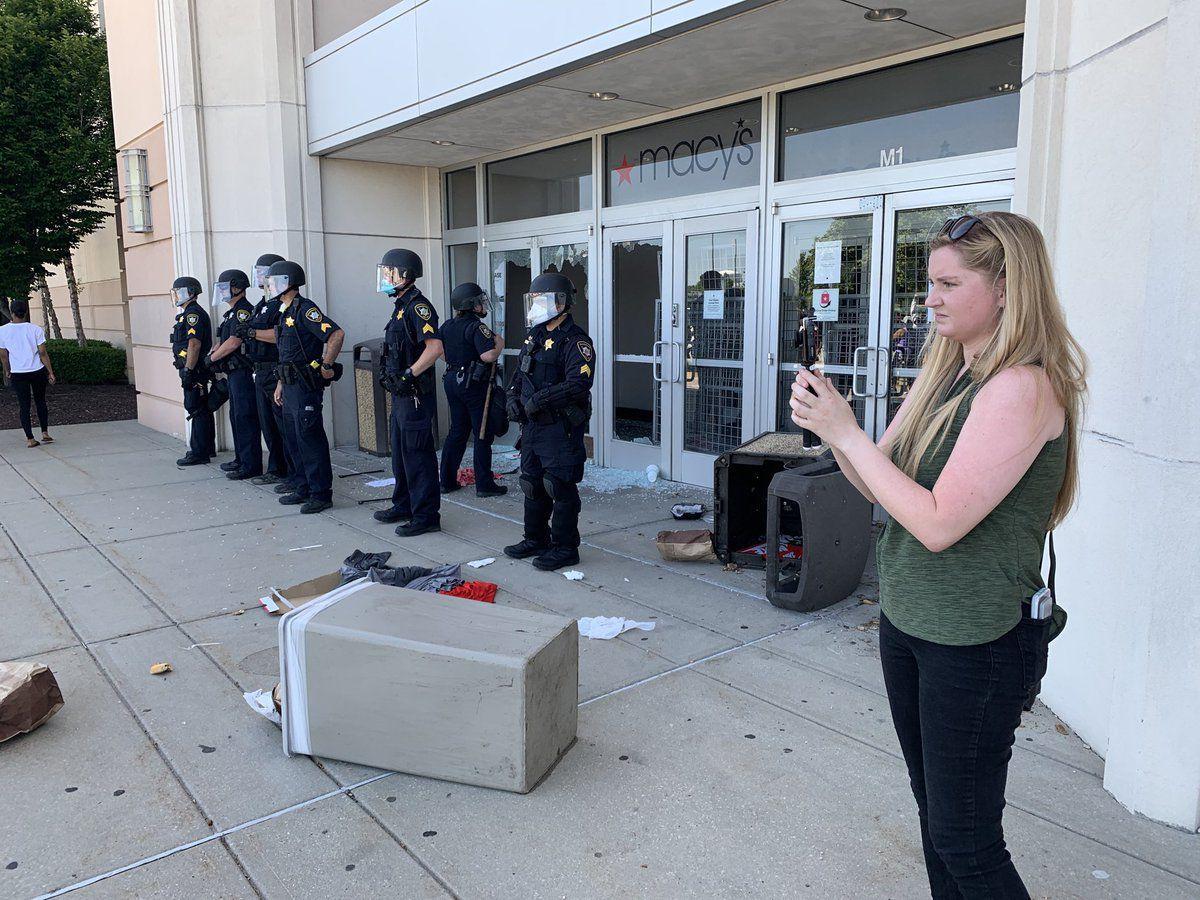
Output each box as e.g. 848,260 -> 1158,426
1016,0 -> 1200,830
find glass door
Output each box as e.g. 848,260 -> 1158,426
764,197 -> 886,440
602,221 -> 672,476
487,239 -> 532,387
873,183 -> 1013,435
669,211 -> 759,486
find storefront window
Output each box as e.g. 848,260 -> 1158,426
486,141 -> 592,224
777,37 -> 1022,182
539,242 -> 589,336
606,101 -> 761,207
445,168 -> 477,230
446,243 -> 477,290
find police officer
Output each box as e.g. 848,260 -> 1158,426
235,252 -> 291,486
438,281 -> 507,498
206,269 -> 262,480
503,272 -> 595,571
268,260 -> 344,514
169,276 -> 216,466
372,248 -> 444,537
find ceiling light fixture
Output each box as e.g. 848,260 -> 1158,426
991,82 -> 1019,93
431,139 -> 456,146
588,91 -> 620,101
864,7 -> 907,21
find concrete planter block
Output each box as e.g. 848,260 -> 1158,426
280,580 -> 578,793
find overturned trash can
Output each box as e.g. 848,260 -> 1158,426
764,457 -> 872,612
353,339 -> 390,456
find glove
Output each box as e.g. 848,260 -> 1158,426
233,322 -> 254,341
523,394 -> 544,418
506,395 -> 527,425
180,367 -> 195,389
394,368 -> 416,395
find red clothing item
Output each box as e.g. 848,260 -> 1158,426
439,581 -> 498,603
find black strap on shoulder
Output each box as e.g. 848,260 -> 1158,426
1048,531 -> 1056,597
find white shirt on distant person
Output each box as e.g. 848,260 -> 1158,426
0,322 -> 47,373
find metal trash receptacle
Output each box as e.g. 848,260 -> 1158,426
764,458 -> 872,612
354,339 -> 390,456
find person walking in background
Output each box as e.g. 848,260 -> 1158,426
0,299 -> 56,447
789,211 -> 1086,898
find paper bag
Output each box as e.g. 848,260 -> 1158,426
655,529 -> 717,562
0,661 -> 64,743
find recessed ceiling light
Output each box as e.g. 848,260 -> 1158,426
588,91 -> 620,101
784,126 -> 800,135
864,7 -> 906,21
991,82 -> 1019,93
431,139 -> 456,146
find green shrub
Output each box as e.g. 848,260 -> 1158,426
46,339 -> 127,384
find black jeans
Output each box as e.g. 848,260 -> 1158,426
10,369 -> 49,439
880,612 -> 1048,899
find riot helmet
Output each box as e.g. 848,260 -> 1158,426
523,271 -> 575,328
377,248 -> 422,296
213,269 -> 250,305
265,260 -> 305,301
171,276 -> 202,307
253,253 -> 284,290
450,281 -> 490,315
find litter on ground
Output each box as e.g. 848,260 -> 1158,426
578,616 -> 657,640
467,557 -> 495,568
563,570 -> 584,581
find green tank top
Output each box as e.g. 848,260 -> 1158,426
876,372 -> 1066,646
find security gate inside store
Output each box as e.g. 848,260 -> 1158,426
763,183 -> 1012,443
604,211 -> 759,486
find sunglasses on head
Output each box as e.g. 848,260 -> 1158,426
940,214 -> 987,241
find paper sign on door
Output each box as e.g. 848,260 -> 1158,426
703,289 -> 725,320
814,240 -> 842,285
813,288 -> 840,322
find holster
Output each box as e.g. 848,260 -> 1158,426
468,360 -> 491,385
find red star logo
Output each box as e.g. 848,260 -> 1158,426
615,154 -> 634,186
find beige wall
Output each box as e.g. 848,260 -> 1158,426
312,0 -> 399,48
1017,0 -> 1200,830
104,0 -> 177,435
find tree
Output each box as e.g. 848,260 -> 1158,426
0,0 -> 115,335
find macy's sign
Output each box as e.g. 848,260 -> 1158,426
614,117 -> 756,186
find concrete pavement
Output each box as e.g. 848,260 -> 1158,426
0,420 -> 1196,899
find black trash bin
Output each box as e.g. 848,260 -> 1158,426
764,458 -> 872,612
353,339 -> 390,456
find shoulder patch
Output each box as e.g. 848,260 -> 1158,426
414,302 -> 433,321
478,323 -> 494,339
305,306 -> 322,323
577,340 -> 593,362
237,309 -> 251,322
186,313 -> 199,326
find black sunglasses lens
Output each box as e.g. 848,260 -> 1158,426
945,215 -> 981,241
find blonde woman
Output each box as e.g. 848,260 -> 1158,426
790,212 -> 1086,898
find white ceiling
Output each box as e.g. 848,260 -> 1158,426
328,0 -> 1024,167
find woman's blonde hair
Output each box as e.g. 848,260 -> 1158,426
889,211 -> 1087,528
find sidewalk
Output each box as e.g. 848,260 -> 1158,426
1,420 -> 1196,898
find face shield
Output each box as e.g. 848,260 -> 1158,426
523,291 -> 566,328
172,287 -> 194,307
266,274 -> 292,300
377,265 -> 411,296
213,281 -> 233,305
253,265 -> 271,289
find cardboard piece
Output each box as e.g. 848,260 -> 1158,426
656,529 -> 718,562
258,571 -> 343,616
280,580 -> 578,793
0,662 -> 64,743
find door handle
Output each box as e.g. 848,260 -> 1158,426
651,340 -> 667,383
673,341 -> 683,383
852,346 -> 870,397
874,347 -> 890,398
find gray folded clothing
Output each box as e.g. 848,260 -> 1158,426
403,563 -> 464,593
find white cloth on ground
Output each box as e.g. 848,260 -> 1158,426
577,616 -> 656,640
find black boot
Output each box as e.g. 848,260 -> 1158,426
504,538 -> 548,560
476,484 -> 508,497
532,546 -> 580,571
373,505 -> 410,524
396,520 -> 440,537
220,460 -> 240,472
278,493 -> 307,505
301,498 -> 332,514
176,454 -> 208,466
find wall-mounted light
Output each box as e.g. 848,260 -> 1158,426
120,148 -> 152,233
588,91 -> 620,101
864,8 -> 907,21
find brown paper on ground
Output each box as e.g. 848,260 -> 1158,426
656,529 -> 718,562
0,662 -> 64,743
259,571 -> 343,616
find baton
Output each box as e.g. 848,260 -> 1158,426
479,362 -> 496,441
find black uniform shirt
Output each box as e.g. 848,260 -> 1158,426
217,297 -> 256,344
438,313 -> 495,371
383,286 -> 439,389
246,296 -> 282,363
276,295 -> 340,365
514,314 -> 595,412
170,301 -> 212,369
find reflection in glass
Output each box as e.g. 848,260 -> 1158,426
488,249 -> 531,386
447,243 -> 477,292
487,141 -> 592,224
540,242 -> 589,336
886,200 -> 1009,422
683,231 -> 745,455
611,239 -> 663,446
775,215 -> 872,431
445,168 -> 477,229
778,38 -> 1022,182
